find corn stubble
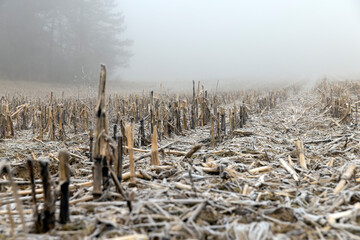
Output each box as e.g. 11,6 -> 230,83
1,74 -> 360,239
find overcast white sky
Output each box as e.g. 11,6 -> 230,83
117,0 -> 360,83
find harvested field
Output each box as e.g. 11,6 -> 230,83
1,73 -> 360,239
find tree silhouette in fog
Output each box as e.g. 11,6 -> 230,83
0,0 -> 131,83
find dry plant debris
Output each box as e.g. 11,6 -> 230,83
1,75 -> 360,239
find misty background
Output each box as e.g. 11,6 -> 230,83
1,0 -> 360,88
0,0 -> 130,84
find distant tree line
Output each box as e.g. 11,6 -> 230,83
0,0 -> 131,83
